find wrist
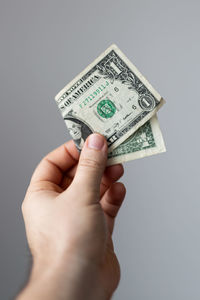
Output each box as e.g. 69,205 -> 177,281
31,250 -> 100,280
18,253 -> 110,300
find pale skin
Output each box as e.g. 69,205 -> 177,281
17,133 -> 126,300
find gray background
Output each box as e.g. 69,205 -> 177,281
0,0 -> 200,299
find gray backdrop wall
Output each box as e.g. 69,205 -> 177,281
1,0 -> 200,299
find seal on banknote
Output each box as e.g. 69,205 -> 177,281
97,99 -> 116,119
64,115 -> 93,150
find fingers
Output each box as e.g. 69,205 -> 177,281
100,182 -> 126,234
61,164 -> 124,194
31,140 -> 79,185
100,164 -> 124,196
72,134 -> 107,203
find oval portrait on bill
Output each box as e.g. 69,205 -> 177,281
64,115 -> 93,150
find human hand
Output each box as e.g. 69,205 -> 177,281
18,134 -> 126,300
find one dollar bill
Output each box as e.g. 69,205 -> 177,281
55,44 -> 165,153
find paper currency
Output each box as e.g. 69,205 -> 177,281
55,44 -> 164,153
107,114 -> 166,165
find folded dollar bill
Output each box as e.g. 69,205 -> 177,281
54,44 -> 165,164
107,114 -> 166,165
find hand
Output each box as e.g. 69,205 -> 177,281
18,134 -> 126,300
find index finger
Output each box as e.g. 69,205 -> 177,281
30,140 -> 79,185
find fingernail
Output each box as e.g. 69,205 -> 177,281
87,134 -> 105,150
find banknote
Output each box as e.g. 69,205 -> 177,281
55,44 -> 164,153
107,114 -> 166,165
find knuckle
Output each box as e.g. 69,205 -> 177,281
79,157 -> 103,171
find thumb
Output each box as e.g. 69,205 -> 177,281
72,133 -> 107,203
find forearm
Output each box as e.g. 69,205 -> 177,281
16,255 -> 110,300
